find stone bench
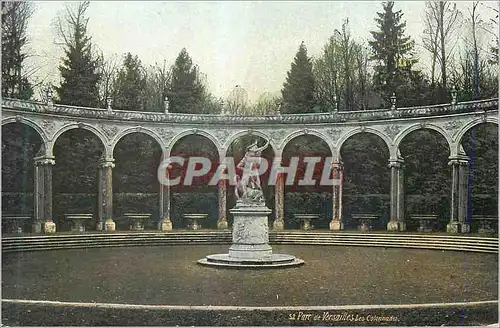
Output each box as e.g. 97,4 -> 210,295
410,214 -> 438,232
183,214 -> 207,230
2,215 -> 31,234
64,214 -> 93,232
293,214 -> 320,231
471,215 -> 497,234
352,214 -> 377,231
123,213 -> 151,231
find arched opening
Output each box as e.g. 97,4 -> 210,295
226,134 -> 275,226
282,135 -> 331,229
53,128 -> 104,231
460,122 -> 498,232
113,133 -> 163,230
340,133 -> 390,230
2,122 -> 43,232
170,134 -> 219,229
399,129 -> 451,231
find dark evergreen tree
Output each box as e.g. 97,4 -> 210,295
369,1 -> 431,106
169,48 -> 205,113
113,53 -> 146,111
1,1 -> 34,99
281,42 -> 316,113
55,1 -> 101,107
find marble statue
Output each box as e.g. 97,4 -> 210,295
234,138 -> 270,206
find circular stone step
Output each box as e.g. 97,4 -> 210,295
198,253 -> 304,268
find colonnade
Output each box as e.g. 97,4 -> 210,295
31,152 -> 471,234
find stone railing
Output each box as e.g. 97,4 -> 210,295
2,97 -> 498,124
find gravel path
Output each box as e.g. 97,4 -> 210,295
2,245 -> 497,306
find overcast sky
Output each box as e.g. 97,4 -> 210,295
25,1 -> 498,102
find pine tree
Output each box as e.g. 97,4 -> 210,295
55,1 -> 101,107
369,1 -> 422,104
281,42 -> 316,113
169,48 -> 205,113
113,53 -> 146,111
1,1 -> 34,99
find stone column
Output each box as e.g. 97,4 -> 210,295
158,174 -> 173,231
217,176 -> 228,229
387,159 -> 406,231
447,155 -> 470,233
33,160 -> 44,233
273,168 -> 285,230
99,157 -> 115,232
96,165 -> 104,230
330,160 -> 344,230
34,156 -> 56,233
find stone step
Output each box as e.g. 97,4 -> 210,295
4,243 -> 496,254
3,232 -> 496,242
3,232 -> 497,251
4,237 -> 495,246
3,240 -> 498,253
4,232 -> 496,241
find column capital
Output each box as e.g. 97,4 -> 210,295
448,154 -> 469,166
271,157 -> 283,165
34,156 -> 55,166
388,158 -> 404,168
274,166 -> 284,174
331,159 -> 343,168
99,157 -> 115,168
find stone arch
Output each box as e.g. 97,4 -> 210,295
167,128 -> 220,157
280,129 -> 333,159
2,116 -> 49,152
395,123 -> 453,158
111,126 -> 166,158
223,130 -> 276,157
453,117 -> 499,155
336,127 -> 393,160
51,122 -> 110,158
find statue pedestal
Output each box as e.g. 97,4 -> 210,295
198,202 -> 304,268
228,205 -> 273,260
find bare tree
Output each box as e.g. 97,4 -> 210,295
314,19 -> 374,110
422,1 -> 461,89
422,2 -> 440,85
97,52 -> 119,107
449,1 -> 498,100
251,92 -> 280,116
143,60 -> 172,112
313,32 -> 341,110
225,85 -> 248,115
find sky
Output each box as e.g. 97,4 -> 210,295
25,1 -> 498,102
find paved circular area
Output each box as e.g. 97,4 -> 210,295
2,245 -> 497,306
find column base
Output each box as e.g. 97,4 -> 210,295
32,221 -> 42,233
43,220 -> 56,234
446,222 -> 470,233
387,220 -> 406,231
329,219 -> 343,231
158,219 -> 173,231
217,220 -> 228,230
96,221 -> 103,231
104,219 -> 116,232
273,219 -> 284,230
